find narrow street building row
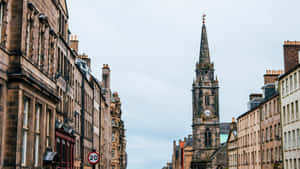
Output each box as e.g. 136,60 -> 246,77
234,70 -> 282,169
111,92 -> 127,169
0,0 -> 127,169
279,41 -> 300,169
161,23 -> 300,168
227,41 -> 300,169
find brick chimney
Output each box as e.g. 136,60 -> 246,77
70,35 -> 79,54
230,117 -> 236,130
264,70 -> 283,85
284,41 -> 300,72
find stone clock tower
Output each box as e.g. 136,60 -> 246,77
190,16 -> 220,169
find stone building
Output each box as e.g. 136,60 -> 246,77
73,55 -> 83,169
279,41 -> 300,169
171,136 -> 193,169
237,70 -> 283,169
237,96 -> 262,169
260,71 -> 282,169
119,120 -> 127,169
190,16 -> 227,169
226,118 -> 237,169
76,57 -> 94,169
0,17 -> 8,168
0,1 -> 127,169
92,76 -> 101,169
111,92 -> 127,169
54,0 -> 78,168
2,0 -> 61,168
101,64 -> 113,169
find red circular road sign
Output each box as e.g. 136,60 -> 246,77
88,151 -> 100,165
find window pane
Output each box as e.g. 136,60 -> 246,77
293,130 -> 296,147
297,129 -> 300,147
296,101 -> 299,119
35,104 -> 40,132
21,131 -> 27,165
23,98 -> 29,127
34,135 -> 39,166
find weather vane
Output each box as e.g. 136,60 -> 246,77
203,14 -> 206,24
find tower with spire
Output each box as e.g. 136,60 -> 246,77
190,15 -> 221,169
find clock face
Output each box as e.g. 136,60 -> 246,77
204,109 -> 211,116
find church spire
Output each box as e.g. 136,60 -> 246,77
199,14 -> 210,63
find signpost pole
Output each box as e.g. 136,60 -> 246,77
92,149 -> 96,169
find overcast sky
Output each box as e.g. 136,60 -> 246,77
67,0 -> 300,169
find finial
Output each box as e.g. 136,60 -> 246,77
202,14 -> 206,24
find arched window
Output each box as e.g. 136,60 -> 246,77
205,128 -> 212,146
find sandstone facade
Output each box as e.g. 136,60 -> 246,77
111,92 -> 127,169
0,1 -> 126,169
279,46 -> 300,169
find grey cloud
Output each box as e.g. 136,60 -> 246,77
68,0 -> 300,168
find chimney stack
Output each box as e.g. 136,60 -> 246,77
78,53 -> 91,69
284,41 -> 300,72
70,35 -> 79,54
262,70 -> 283,99
230,117 -> 236,130
249,93 -> 263,101
248,93 -> 263,110
264,70 -> 283,85
102,64 -> 111,89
